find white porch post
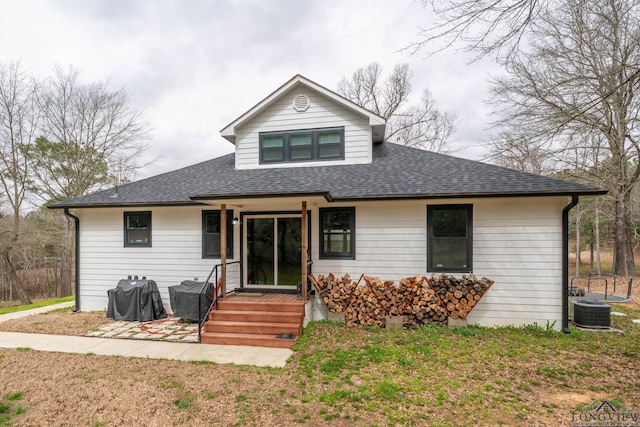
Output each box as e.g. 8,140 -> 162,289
221,203 -> 227,296
302,201 -> 308,300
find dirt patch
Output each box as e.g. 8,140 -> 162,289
545,391 -> 605,409
0,310 -> 112,336
0,349 -> 289,427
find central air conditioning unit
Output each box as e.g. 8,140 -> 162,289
573,300 -> 611,328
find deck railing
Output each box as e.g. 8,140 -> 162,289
570,273 -> 633,301
197,260 -> 241,342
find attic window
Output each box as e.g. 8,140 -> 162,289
259,127 -> 344,164
293,94 -> 310,112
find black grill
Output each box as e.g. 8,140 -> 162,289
107,278 -> 167,321
168,280 -> 214,322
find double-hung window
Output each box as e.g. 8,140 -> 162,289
427,205 -> 472,272
259,127 -> 344,164
317,130 -> 342,159
124,212 -> 152,247
261,135 -> 285,163
202,210 -> 234,258
289,132 -> 313,161
319,207 -> 355,259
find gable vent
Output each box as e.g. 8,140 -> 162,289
293,94 -> 310,112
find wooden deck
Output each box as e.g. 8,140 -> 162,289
221,293 -> 303,303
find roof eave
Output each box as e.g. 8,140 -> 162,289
48,200 -> 206,209
219,74 -> 386,143
47,188 -> 607,209
329,189 -> 608,202
190,191 -> 334,203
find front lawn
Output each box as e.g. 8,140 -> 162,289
0,296 -> 73,315
289,310 -> 639,425
0,302 -> 638,425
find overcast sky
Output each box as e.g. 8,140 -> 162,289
0,0 -> 498,179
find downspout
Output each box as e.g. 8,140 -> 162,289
63,208 -> 81,312
562,195 -> 579,333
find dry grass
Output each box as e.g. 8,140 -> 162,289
0,310 -> 111,336
0,268 -> 639,425
0,315 -> 638,426
0,302 -> 638,426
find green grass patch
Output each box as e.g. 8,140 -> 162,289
5,393 -> 22,402
0,391 -> 25,425
319,389 -> 362,405
291,313 -> 640,426
373,381 -> 401,400
173,395 -> 194,409
0,296 -> 74,315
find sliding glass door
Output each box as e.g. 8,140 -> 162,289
244,215 -> 302,287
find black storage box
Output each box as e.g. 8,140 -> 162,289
168,280 -> 214,322
107,278 -> 167,321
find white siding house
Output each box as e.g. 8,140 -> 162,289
53,74 -> 604,331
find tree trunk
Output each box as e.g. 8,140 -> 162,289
1,249 -> 32,305
595,197 -> 601,275
613,189 -> 635,276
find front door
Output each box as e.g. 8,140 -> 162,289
244,215 -> 302,288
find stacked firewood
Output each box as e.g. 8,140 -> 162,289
310,274 -> 448,327
344,284 -> 385,327
404,277 -> 448,327
363,276 -> 414,317
311,273 -> 493,328
427,273 -> 493,319
311,273 -> 357,313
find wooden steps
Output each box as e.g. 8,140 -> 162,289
206,320 -> 301,335
201,294 -> 305,348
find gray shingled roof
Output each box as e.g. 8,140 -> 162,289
50,143 -> 604,208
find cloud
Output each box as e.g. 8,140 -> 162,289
0,0 -> 500,180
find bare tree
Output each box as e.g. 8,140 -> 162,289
337,63 -> 457,152
0,62 -> 36,304
31,66 -> 149,202
408,0 -> 548,62
486,130 -> 555,174
489,0 -> 640,275
28,66 -> 150,296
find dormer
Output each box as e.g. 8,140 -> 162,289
220,75 -> 386,170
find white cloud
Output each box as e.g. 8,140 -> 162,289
0,0 -> 501,179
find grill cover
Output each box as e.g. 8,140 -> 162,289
168,280 -> 214,322
107,279 -> 167,321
